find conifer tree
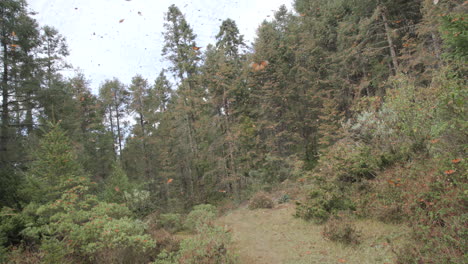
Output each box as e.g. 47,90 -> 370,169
22,122 -> 83,203
162,4 -> 204,201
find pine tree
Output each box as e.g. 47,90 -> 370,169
99,78 -> 129,160
22,122 -> 84,203
161,4 -> 205,202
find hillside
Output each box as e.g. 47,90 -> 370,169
218,203 -> 408,264
1,0 -> 467,263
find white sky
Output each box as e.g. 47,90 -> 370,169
27,0 -> 294,93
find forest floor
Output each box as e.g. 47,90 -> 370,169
216,203 -> 409,264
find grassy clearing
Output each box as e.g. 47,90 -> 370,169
217,203 -> 409,264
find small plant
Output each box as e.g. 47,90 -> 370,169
322,216 -> 361,245
123,188 -> 153,215
278,194 -> 290,204
158,213 -> 183,233
184,204 -> 217,232
295,188 -> 355,223
248,192 -> 274,209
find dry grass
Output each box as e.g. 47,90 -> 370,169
217,203 -> 409,264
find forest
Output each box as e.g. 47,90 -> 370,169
0,0 -> 466,263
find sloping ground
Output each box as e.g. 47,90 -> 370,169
217,203 -> 408,264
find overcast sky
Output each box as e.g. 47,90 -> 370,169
27,0 -> 294,93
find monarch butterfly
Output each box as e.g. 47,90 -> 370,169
192,46 -> 202,51
167,178 -> 173,184
10,44 -> 19,48
444,169 -> 455,175
452,158 -> 461,164
250,60 -> 269,71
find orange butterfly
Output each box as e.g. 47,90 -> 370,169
300,13 -> 306,17
444,169 -> 455,175
192,46 -> 202,51
10,44 -> 19,48
452,158 -> 462,164
167,178 -> 173,184
250,60 -> 269,71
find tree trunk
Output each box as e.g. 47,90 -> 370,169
108,105 -> 117,158
381,6 -> 399,74
1,39 -> 10,162
113,93 -> 122,160
139,111 -> 151,180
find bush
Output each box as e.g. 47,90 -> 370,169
278,194 -> 290,204
248,192 -> 274,209
295,187 -> 355,224
158,213 -> 183,233
322,216 -> 361,245
21,176 -> 156,263
123,188 -> 153,216
153,226 -> 236,264
184,204 -> 217,232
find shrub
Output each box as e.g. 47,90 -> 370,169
278,194 -> 290,204
153,211 -> 236,264
123,188 -> 153,216
21,176 -> 156,263
248,192 -> 274,209
184,204 -> 217,232
158,213 -> 183,233
322,216 -> 361,245
176,225 -> 236,264
153,227 -> 236,264
295,187 -> 355,224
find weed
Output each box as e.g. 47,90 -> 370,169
248,192 -> 274,209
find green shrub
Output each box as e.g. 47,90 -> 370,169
123,188 -> 153,216
184,204 -> 217,232
176,225 -> 236,264
158,213 -> 183,233
278,194 -> 290,204
248,192 -> 274,209
295,188 -> 355,223
322,216 -> 361,245
21,176 -> 156,263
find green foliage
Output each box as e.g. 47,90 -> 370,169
322,216 -> 361,245
21,176 -> 156,263
21,123 -> 84,204
278,194 -> 290,204
295,187 -> 355,224
158,213 -> 183,233
440,13 -> 468,60
153,204 -> 236,264
184,204 -> 217,232
153,225 -> 236,264
248,192 -> 274,210
176,225 -> 235,264
123,188 -> 153,216
103,161 -> 130,203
